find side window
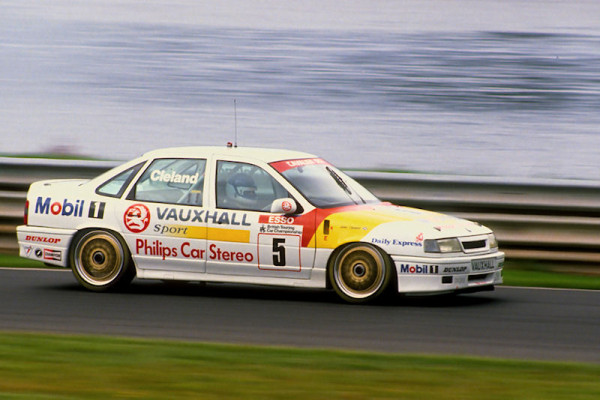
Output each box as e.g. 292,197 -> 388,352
97,163 -> 144,198
132,158 -> 206,205
216,161 -> 288,211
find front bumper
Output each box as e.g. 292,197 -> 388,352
391,252 -> 504,294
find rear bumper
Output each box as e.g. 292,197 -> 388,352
392,252 -> 504,294
16,225 -> 76,268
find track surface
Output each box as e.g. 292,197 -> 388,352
1,268 -> 599,363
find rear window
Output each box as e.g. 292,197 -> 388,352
96,163 -> 144,198
130,158 -> 206,205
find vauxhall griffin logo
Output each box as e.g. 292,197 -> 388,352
124,204 -> 151,233
281,200 -> 293,213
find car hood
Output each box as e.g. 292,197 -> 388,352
311,203 -> 490,250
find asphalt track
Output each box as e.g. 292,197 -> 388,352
1,268 -> 599,363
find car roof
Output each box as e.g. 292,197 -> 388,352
141,146 -> 318,164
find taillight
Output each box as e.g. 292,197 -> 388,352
24,200 -> 29,225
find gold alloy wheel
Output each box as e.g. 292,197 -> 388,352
73,230 -> 126,287
332,244 -> 388,301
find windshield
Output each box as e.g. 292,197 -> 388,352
270,158 -> 380,208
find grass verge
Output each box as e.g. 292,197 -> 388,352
502,260 -> 600,290
0,254 -> 49,269
0,332 -> 598,400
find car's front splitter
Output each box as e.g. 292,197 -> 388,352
391,252 -> 504,294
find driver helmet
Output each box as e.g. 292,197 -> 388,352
226,173 -> 257,208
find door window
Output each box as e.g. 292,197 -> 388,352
216,161 -> 288,211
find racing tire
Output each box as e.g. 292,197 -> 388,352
70,229 -> 135,292
329,243 -> 393,304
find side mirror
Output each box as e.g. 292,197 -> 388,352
270,198 -> 297,214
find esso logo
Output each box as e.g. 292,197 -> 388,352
124,204 -> 151,233
281,200 -> 293,212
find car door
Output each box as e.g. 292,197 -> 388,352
117,157 -> 208,274
205,159 -> 314,279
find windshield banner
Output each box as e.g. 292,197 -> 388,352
269,158 -> 330,173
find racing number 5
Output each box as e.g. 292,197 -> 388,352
272,238 -> 286,267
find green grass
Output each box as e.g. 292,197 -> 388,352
502,260 -> 600,290
503,268 -> 600,290
0,254 -> 51,269
0,332 -> 597,400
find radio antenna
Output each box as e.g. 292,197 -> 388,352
234,99 -> 238,148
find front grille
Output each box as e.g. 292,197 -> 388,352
462,239 -> 486,250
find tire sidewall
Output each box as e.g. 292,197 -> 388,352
69,229 -> 134,291
328,242 -> 393,304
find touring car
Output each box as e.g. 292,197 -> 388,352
17,146 -> 504,303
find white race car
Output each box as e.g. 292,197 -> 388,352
17,146 -> 503,303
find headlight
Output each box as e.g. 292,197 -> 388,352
424,238 -> 462,253
488,233 -> 498,248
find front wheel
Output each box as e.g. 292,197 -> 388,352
70,230 -> 134,291
329,243 -> 393,303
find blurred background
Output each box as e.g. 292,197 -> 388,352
1,0 -> 599,179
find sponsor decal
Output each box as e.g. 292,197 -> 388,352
88,201 -> 106,219
371,238 -> 423,247
393,239 -> 423,247
259,215 -> 296,225
24,246 -> 33,256
156,207 -> 250,226
34,249 -> 43,258
151,170 -> 199,184
400,264 -> 439,274
35,197 -> 85,217
442,266 -> 468,273
153,224 -> 189,236
471,258 -> 496,271
124,204 -> 151,233
270,158 -> 329,173
136,239 -> 177,260
134,239 -> 254,262
209,243 -> 254,262
416,233 -> 424,242
258,215 -> 304,235
25,235 -> 61,244
154,224 -> 245,241
259,224 -> 303,235
43,249 -> 62,262
281,200 -> 293,213
338,225 -> 365,231
135,239 -> 203,260
35,197 -> 105,220
371,238 -> 390,245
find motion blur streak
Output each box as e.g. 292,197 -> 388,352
1,1 -> 600,178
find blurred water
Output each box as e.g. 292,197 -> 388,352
1,0 -> 600,179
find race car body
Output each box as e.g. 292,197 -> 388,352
17,146 -> 504,303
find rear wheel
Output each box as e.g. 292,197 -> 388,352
71,230 -> 134,291
329,243 -> 392,303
